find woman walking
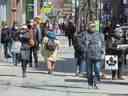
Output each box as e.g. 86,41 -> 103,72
41,31 -> 59,74
19,25 -> 31,78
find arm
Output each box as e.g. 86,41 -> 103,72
77,32 -> 87,52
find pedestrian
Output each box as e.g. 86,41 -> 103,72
73,32 -> 86,76
86,22 -> 105,88
19,25 -> 31,78
41,31 -> 59,74
65,21 -> 75,47
102,22 -> 113,79
111,24 -> 124,80
29,21 -> 39,68
1,22 -> 11,58
40,22 -> 47,42
11,35 -> 21,66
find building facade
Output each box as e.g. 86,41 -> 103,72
0,0 -> 11,24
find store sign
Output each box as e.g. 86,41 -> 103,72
105,55 -> 118,70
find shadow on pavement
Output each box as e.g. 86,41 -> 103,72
0,74 -> 17,77
65,78 -> 128,86
35,58 -> 76,74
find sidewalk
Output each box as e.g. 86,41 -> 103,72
0,62 -> 128,96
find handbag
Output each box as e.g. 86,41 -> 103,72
28,30 -> 35,47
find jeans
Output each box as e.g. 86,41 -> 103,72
12,53 -> 20,65
3,43 -> 10,58
87,60 -> 100,86
67,36 -> 73,47
76,57 -> 86,74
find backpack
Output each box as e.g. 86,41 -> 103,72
45,39 -> 56,51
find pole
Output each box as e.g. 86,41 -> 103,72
11,0 -> 17,26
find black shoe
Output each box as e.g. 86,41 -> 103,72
14,64 -> 17,66
22,72 -> 26,78
48,71 -> 52,74
29,64 -> 32,67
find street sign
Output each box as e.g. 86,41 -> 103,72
105,55 -> 118,70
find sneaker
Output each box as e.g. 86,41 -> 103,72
88,85 -> 93,89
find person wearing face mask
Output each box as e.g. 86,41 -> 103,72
19,25 -> 31,78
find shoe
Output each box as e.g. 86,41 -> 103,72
22,72 -> 26,78
29,64 -> 32,67
75,72 -> 80,77
112,76 -> 117,80
101,74 -> 108,80
14,63 -> 17,66
48,70 -> 52,74
88,85 -> 93,89
118,76 -> 125,80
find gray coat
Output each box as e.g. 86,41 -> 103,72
77,31 -> 105,60
86,32 -> 105,61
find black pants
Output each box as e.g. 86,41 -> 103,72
29,47 -> 38,67
112,63 -> 123,78
3,43 -> 9,58
68,36 -> 73,47
21,60 -> 28,74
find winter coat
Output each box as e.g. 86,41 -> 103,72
65,22 -> 75,38
76,31 -> 105,61
73,32 -> 87,59
86,32 -> 105,61
19,31 -> 31,61
1,28 -> 11,44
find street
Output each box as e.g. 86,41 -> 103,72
0,36 -> 128,96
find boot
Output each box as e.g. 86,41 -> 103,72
112,70 -> 117,80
